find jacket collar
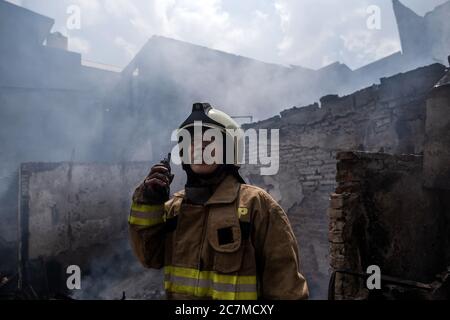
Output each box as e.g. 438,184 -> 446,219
205,174 -> 241,205
174,174 -> 241,205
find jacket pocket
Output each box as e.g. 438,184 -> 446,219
172,204 -> 205,267
207,204 -> 244,273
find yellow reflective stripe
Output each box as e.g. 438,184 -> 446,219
129,202 -> 165,226
164,266 -> 256,285
128,215 -> 164,227
131,202 -> 164,213
164,266 -> 258,300
164,282 -> 258,300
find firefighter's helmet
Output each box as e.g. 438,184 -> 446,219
177,103 -> 244,167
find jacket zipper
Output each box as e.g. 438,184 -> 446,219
196,205 -> 210,295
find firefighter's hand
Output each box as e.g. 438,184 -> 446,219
142,164 -> 174,203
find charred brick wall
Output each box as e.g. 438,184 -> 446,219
423,76 -> 450,190
241,63 -> 447,299
329,151 -> 450,299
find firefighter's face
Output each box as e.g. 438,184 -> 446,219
189,140 -> 219,175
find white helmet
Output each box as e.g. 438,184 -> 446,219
177,103 -> 244,168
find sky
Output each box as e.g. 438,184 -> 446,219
6,0 -> 449,70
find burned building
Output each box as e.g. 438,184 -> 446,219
5,63 -> 448,300
329,68 -> 450,299
241,63 -> 450,298
0,0 -> 119,292
327,68 -> 450,300
1,0 -> 450,300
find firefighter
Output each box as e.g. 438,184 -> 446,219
128,103 -> 309,300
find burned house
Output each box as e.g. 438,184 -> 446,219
241,63 -> 450,299
1,0 -> 450,300
329,69 -> 450,299
0,0 -> 119,295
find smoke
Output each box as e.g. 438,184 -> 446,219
70,239 -> 164,300
1,0 -> 449,300
7,0 -> 448,68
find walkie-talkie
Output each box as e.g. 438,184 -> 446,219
145,153 -> 174,204
162,152 -> 171,166
159,153 -> 173,201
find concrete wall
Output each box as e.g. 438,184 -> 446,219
425,2 -> 450,65
20,162 -> 145,259
0,1 -> 119,253
393,0 -> 450,65
0,88 -> 104,244
18,162 -> 165,298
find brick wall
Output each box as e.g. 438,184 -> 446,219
240,63 -> 447,299
329,151 -> 449,299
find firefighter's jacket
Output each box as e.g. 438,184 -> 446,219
128,174 -> 309,300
